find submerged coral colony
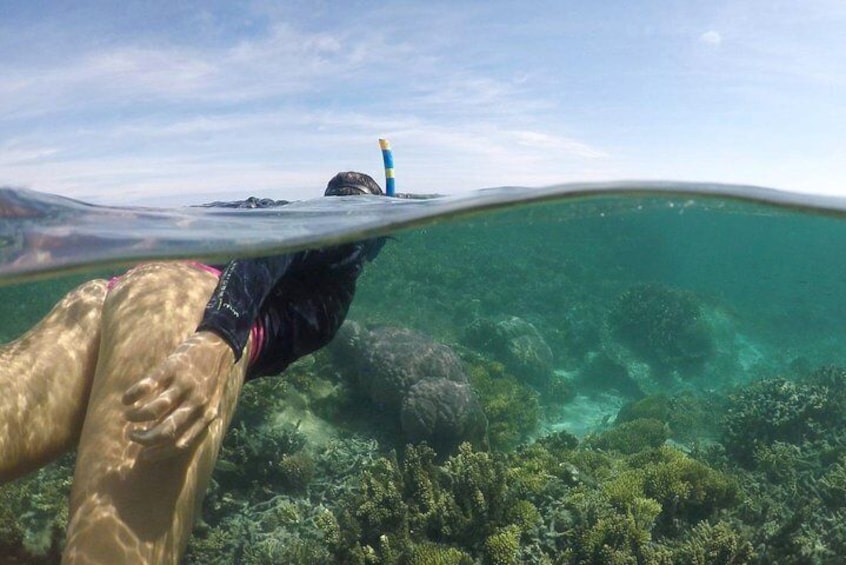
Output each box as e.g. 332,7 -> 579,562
5,219 -> 846,564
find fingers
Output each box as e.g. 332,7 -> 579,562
130,406 -> 218,461
175,409 -> 218,450
122,377 -> 157,405
122,366 -> 176,406
125,385 -> 186,422
129,404 -> 198,446
130,412 -> 217,461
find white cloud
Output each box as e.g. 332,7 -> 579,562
511,130 -> 608,159
0,143 -> 59,166
700,30 -> 722,45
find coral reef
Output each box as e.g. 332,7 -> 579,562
328,436 -> 740,564
0,453 -> 74,562
401,378 -> 488,453
331,321 -> 467,408
586,418 -> 669,455
462,315 -> 555,389
616,392 -> 719,442
329,321 -> 487,453
606,284 -> 714,376
721,377 -> 837,467
333,443 -> 522,563
463,354 -> 540,451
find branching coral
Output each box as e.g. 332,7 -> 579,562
334,443 -> 526,563
464,353 -> 540,451
722,377 -> 837,467
0,453 -> 73,561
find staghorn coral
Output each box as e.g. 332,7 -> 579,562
406,542 -> 473,565
214,419 -> 308,495
334,443 -> 524,563
628,446 -> 738,532
668,519 -> 755,564
722,377 -> 837,467
483,524 -> 521,565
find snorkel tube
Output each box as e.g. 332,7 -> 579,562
379,138 -> 396,197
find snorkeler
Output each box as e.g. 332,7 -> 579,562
0,171 -> 386,564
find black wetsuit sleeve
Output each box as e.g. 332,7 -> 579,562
194,196 -> 294,359
198,236 -> 386,366
248,237 -> 386,379
197,254 -> 297,360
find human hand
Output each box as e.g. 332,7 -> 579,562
122,330 -> 235,460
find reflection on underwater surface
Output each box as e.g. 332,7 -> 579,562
3,189 -> 846,562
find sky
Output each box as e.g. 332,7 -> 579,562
0,0 -> 844,204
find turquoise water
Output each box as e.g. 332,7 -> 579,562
3,185 -> 846,563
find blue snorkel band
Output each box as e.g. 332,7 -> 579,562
379,138 -> 396,197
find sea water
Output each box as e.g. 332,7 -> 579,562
2,183 -> 846,563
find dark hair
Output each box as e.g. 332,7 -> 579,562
325,171 -> 384,196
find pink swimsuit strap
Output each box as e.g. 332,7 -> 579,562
184,261 -> 223,278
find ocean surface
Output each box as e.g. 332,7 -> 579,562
3,182 -> 846,563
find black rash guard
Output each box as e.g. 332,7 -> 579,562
195,198 -> 385,380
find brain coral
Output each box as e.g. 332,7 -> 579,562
401,378 -> 488,452
331,321 -> 467,407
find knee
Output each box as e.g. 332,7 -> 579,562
104,263 -> 218,317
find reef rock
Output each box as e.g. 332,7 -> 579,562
331,321 -> 467,407
463,315 -> 554,387
401,378 -> 488,452
330,321 -> 487,452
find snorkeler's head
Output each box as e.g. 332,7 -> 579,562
325,171 -> 384,196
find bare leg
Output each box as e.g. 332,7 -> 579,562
63,263 -> 249,564
0,278 -> 108,483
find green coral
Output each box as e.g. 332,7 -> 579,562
508,432 -> 581,496
562,488 -> 661,565
335,443 -> 525,563
587,418 -> 668,455
722,377 -> 837,466
215,418 -> 308,495
406,542 -> 473,565
630,446 -> 738,531
464,353 -> 540,450
277,452 -> 316,494
614,391 -> 719,440
606,283 -> 714,374
616,394 -> 673,423
0,453 -> 73,561
483,525 -> 521,565
669,520 -> 755,564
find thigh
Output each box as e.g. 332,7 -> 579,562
0,278 -> 107,483
63,262 -> 250,565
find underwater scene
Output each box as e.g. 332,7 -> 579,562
4,191 -> 846,564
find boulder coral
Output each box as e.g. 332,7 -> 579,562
462,315 -> 554,389
330,322 -> 487,453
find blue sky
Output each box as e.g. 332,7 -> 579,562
0,0 -> 844,204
